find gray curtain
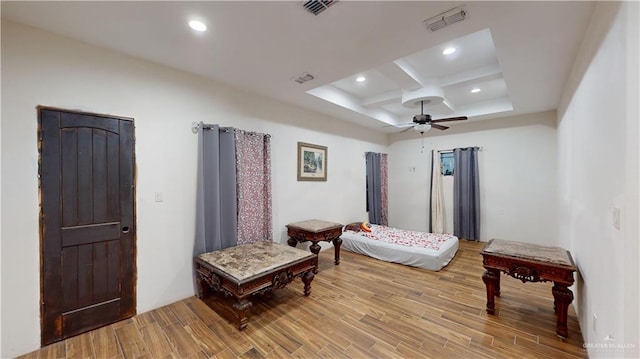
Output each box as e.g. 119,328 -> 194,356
453,147 -> 480,240
194,123 -> 238,255
366,152 -> 383,224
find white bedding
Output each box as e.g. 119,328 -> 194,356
340,224 -> 459,271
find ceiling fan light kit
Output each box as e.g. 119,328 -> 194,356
396,99 -> 468,134
414,124 -> 431,133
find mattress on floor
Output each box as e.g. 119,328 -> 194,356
341,224 -> 459,271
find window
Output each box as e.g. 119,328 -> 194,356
440,152 -> 454,176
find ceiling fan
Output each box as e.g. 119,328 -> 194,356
396,100 -> 468,134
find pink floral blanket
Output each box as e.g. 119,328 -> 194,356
355,224 -> 453,251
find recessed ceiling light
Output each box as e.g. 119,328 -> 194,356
471,88 -> 481,93
189,20 -> 207,32
442,47 -> 456,55
356,76 -> 366,82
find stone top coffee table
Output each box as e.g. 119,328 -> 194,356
286,219 -> 343,271
194,241 -> 317,330
480,239 -> 577,338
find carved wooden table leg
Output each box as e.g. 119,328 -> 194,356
482,269 -> 500,314
196,274 -> 206,299
301,270 -> 315,296
233,298 -> 252,331
309,242 -> 321,255
332,237 -> 342,265
308,242 -> 321,273
287,237 -> 298,247
552,283 -> 574,338
195,265 -> 214,299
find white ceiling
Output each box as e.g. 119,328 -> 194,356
1,1 -> 595,132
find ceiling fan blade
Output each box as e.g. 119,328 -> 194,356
431,116 -> 468,123
431,124 -> 449,130
385,123 -> 416,128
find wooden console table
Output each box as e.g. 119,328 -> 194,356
194,241 -> 317,330
286,219 -> 343,271
480,239 -> 577,338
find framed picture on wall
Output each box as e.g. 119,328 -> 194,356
297,142 -> 327,181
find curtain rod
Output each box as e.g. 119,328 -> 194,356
192,122 -> 223,133
191,122 -> 234,133
191,122 -> 271,137
438,146 -> 483,153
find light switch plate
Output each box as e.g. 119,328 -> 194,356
613,207 -> 620,230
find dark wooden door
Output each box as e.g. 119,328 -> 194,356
39,108 -> 136,345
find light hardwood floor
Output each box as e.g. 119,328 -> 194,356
19,240 -> 586,358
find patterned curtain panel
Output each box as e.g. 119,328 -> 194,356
235,130 -> 272,244
380,153 -> 388,226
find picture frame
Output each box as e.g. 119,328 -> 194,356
297,142 -> 327,181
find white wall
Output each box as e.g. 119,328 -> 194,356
557,2 -> 639,357
388,111 -> 558,246
0,22 -> 388,357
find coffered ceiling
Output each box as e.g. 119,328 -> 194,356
1,1 -> 595,132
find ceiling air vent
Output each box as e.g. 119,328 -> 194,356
424,6 -> 467,32
303,0 -> 338,16
293,72 -> 315,84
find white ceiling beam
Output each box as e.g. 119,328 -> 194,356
453,97 -> 514,118
374,62 -> 423,91
307,85 -> 400,125
361,90 -> 402,107
439,64 -> 502,87
392,59 -> 434,88
439,99 -> 455,113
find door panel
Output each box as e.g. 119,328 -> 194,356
39,108 -> 136,345
61,222 -> 120,247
